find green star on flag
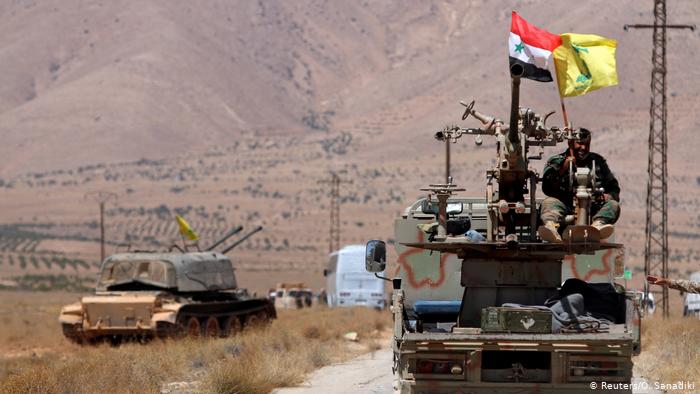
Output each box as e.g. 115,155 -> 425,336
514,42 -> 525,53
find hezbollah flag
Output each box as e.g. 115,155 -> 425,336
553,33 -> 618,97
509,11 -> 561,82
176,215 -> 199,241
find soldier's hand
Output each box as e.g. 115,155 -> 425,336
647,275 -> 667,286
559,156 -> 575,175
564,156 -> 575,168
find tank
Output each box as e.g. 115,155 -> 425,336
59,226 -> 275,344
365,64 -> 641,393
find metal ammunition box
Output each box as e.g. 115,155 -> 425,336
480,307 -> 552,333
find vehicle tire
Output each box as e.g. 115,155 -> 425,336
61,323 -> 83,345
222,315 -> 242,337
251,311 -> 270,328
245,313 -> 263,329
257,310 -> 269,324
156,321 -> 177,339
204,316 -> 220,338
178,316 -> 201,338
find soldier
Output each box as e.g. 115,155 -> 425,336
538,128 -> 621,243
647,275 -> 700,294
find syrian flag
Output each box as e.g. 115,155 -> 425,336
509,11 -> 562,82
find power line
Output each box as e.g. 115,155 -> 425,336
625,0 -> 695,318
318,172 -> 352,254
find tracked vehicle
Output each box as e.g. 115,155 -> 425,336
366,65 -> 641,393
59,226 -> 275,344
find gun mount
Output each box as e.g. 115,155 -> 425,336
221,226 -> 263,254
425,67 -> 615,250
204,225 -> 243,251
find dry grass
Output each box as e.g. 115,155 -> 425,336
633,316 -> 700,392
0,291 -> 81,354
0,299 -> 390,394
203,307 -> 388,394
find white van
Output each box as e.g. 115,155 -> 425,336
324,245 -> 386,309
684,271 -> 700,317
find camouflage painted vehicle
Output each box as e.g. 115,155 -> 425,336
366,65 -> 641,393
59,226 -> 275,344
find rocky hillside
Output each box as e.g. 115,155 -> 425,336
0,0 -> 699,289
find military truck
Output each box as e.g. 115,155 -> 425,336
59,226 -> 275,344
365,65 -> 641,393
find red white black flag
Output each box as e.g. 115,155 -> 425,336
509,11 -> 561,82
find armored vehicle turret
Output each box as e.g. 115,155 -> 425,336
59,226 -> 274,344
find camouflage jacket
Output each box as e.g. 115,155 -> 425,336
542,150 -> 620,207
668,279 -> 700,294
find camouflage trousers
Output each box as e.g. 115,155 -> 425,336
540,197 -> 620,225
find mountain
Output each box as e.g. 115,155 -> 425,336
1,0 -> 699,292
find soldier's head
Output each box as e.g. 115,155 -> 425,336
569,128 -> 591,162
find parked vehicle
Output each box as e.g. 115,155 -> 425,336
684,271 -> 700,317
324,245 -> 386,309
274,282 -> 313,309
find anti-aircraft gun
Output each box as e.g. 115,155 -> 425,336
59,225 -> 275,344
365,64 -> 641,393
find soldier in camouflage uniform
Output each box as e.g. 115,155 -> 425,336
647,275 -> 700,294
538,128 -> 620,243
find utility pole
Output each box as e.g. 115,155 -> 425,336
625,1 -> 695,318
85,191 -> 118,263
318,172 -> 352,254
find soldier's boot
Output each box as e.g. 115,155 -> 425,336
592,220 -> 614,240
538,221 -> 562,243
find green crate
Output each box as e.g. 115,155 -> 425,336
480,307 -> 552,333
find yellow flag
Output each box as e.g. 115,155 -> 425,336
553,33 -> 618,97
176,215 -> 199,241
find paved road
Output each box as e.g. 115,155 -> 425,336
275,348 -> 661,394
274,348 -> 394,394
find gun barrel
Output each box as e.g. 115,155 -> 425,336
471,109 -> 496,127
508,64 -> 523,144
221,226 -> 263,254
205,225 -> 244,251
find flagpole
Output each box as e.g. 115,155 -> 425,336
559,96 -> 571,131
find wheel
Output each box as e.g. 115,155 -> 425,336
204,316 -> 220,338
61,323 -> 84,345
245,311 -> 269,330
245,314 -> 259,328
156,321 -> 177,339
222,315 -> 242,337
257,311 -> 269,323
178,316 -> 201,337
